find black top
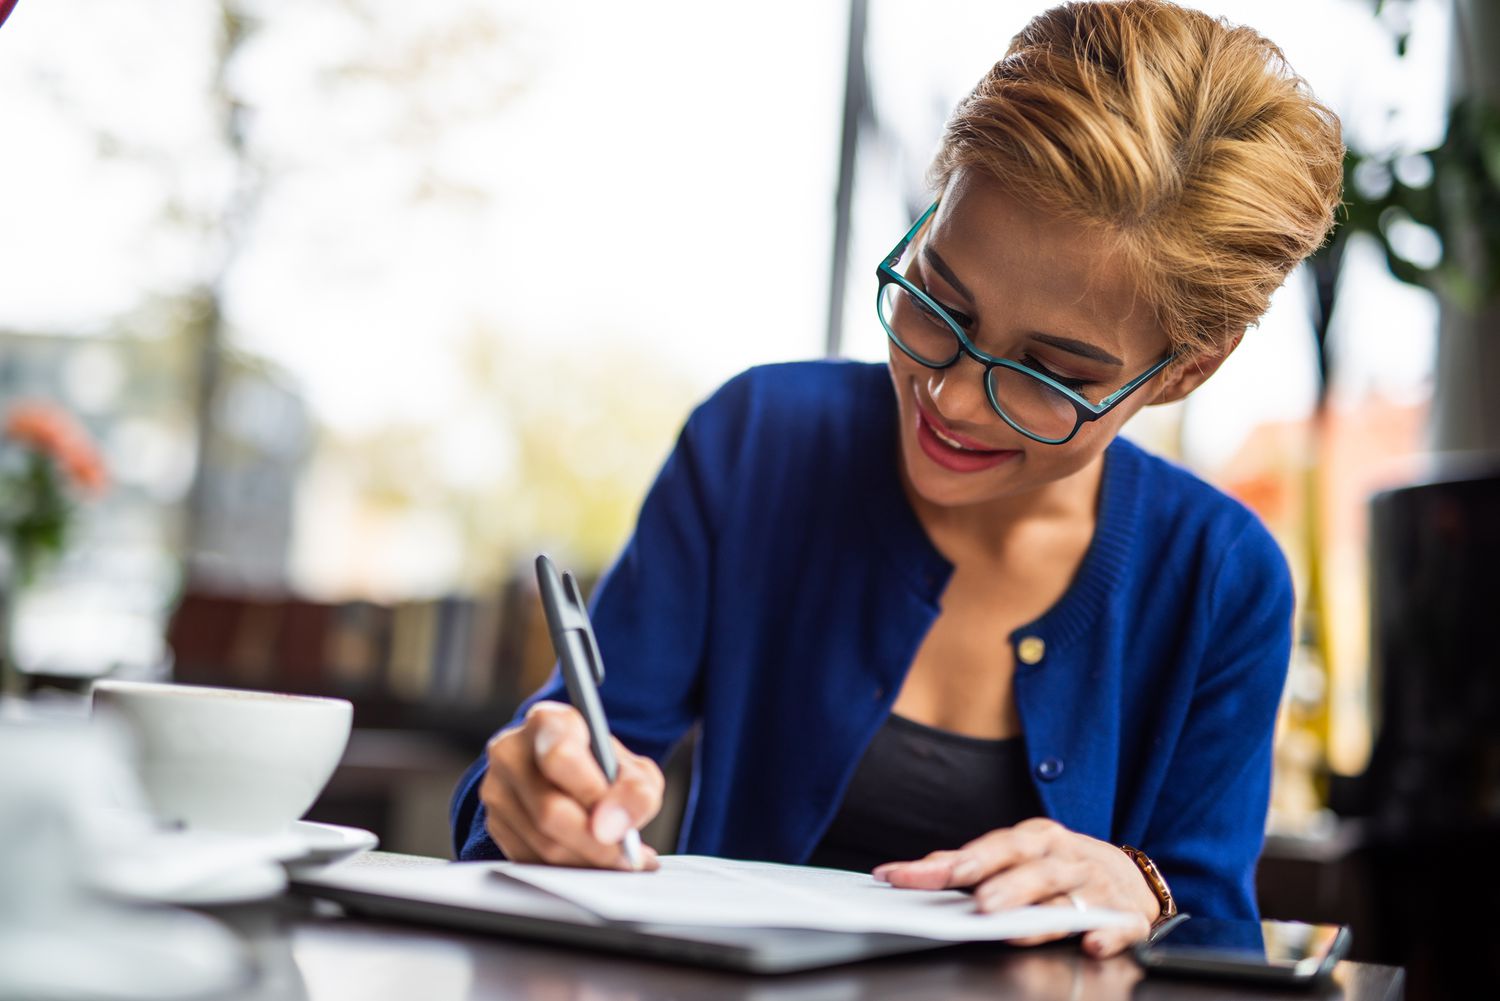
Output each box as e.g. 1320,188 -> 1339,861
806,714 -> 1045,874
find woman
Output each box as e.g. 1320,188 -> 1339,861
451,0 -> 1343,958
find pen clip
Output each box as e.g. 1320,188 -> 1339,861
563,570 -> 606,686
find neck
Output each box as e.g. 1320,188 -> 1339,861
901,452 -> 1105,566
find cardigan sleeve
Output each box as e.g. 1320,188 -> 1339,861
1138,518 -> 1294,919
449,377 -> 745,860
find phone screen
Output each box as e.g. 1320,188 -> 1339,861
1137,917 -> 1348,981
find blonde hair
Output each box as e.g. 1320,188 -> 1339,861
928,0 -> 1344,357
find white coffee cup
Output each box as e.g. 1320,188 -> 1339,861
91,680 -> 353,836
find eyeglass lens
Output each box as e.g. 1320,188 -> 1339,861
878,282 -> 1077,442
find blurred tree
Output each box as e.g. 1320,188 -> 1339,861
1333,0 -> 1500,452
183,0 -> 531,592
294,325 -> 698,598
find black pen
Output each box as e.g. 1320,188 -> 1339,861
534,553 -> 644,870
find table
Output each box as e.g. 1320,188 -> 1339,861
211,853 -> 1404,1001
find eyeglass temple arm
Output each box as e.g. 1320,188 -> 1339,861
1095,353 -> 1176,409
882,202 -> 941,269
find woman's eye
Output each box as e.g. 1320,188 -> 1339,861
935,301 -> 971,327
913,296 -> 948,327
1021,353 -> 1090,392
912,280 -> 971,329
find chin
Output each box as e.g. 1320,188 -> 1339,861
897,429 -> 1027,509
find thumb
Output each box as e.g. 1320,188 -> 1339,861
590,748 -> 663,844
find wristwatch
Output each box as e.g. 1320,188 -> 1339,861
1120,845 -> 1177,926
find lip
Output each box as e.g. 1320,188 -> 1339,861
916,400 -> 1002,452
913,402 -> 1020,474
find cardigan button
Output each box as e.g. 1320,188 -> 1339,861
1017,636 -> 1046,665
1036,757 -> 1065,781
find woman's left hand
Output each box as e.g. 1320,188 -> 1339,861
872,817 -> 1158,958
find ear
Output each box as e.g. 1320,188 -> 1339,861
1149,334 -> 1243,405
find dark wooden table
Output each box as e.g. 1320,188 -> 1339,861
210,853 -> 1404,1001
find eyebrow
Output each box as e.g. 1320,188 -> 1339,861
921,247 -> 975,304
1033,334 -> 1123,367
923,244 -> 1125,367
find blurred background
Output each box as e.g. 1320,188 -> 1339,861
1,1 -> 1495,995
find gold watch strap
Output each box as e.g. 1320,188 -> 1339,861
1120,845 -> 1178,926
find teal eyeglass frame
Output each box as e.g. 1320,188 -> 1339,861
876,201 -> 1175,445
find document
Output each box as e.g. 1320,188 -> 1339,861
495,855 -> 1135,941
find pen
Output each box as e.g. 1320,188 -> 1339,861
534,553 -> 645,871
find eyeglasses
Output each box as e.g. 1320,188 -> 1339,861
876,201 -> 1174,445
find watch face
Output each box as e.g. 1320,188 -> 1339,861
1123,847 -> 1174,915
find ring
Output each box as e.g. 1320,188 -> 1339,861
1066,892 -> 1087,911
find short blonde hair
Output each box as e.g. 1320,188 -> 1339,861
929,0 -> 1344,357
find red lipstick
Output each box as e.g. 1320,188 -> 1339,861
913,402 -> 1019,474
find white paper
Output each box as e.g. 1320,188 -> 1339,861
494,855 -> 1135,941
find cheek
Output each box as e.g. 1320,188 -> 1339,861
995,403 -> 1124,484
886,353 -> 920,416
1043,412 -> 1125,470
886,347 -> 918,381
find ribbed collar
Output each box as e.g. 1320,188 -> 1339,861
853,362 -> 1143,649
1013,437 -> 1142,653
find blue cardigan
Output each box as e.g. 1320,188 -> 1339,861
451,360 -> 1293,921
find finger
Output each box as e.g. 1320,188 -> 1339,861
526,703 -> 611,806
479,762 -> 555,865
484,797 -> 548,864
883,824 -> 1056,890
1006,892 -> 1087,947
1082,917 -> 1151,959
482,734 -> 588,865
875,850 -> 970,889
504,741 -> 635,869
478,764 -> 541,859
590,745 -> 665,845
496,789 -> 663,873
961,821 -> 1060,878
975,856 -> 1089,912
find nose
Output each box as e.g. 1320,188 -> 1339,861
926,353 -> 995,431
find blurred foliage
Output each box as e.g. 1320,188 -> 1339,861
1336,96 -> 1500,311
1330,0 -> 1500,312
1371,0 -> 1415,56
0,402 -> 107,586
301,326 -> 699,594
1,452 -> 71,587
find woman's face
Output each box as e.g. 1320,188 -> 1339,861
887,171 -> 1176,512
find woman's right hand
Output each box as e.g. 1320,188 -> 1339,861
479,700 -> 665,870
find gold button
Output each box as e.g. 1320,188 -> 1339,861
1017,636 -> 1046,665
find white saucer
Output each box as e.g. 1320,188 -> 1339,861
155,858 -> 290,906
286,820 -> 379,867
95,820 -> 378,906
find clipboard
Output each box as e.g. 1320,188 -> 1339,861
291,854 -> 953,974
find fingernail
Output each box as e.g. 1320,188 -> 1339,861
951,858 -> 980,884
534,724 -> 559,759
593,806 -> 629,844
872,864 -> 895,881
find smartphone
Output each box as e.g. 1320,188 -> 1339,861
1132,915 -> 1351,986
